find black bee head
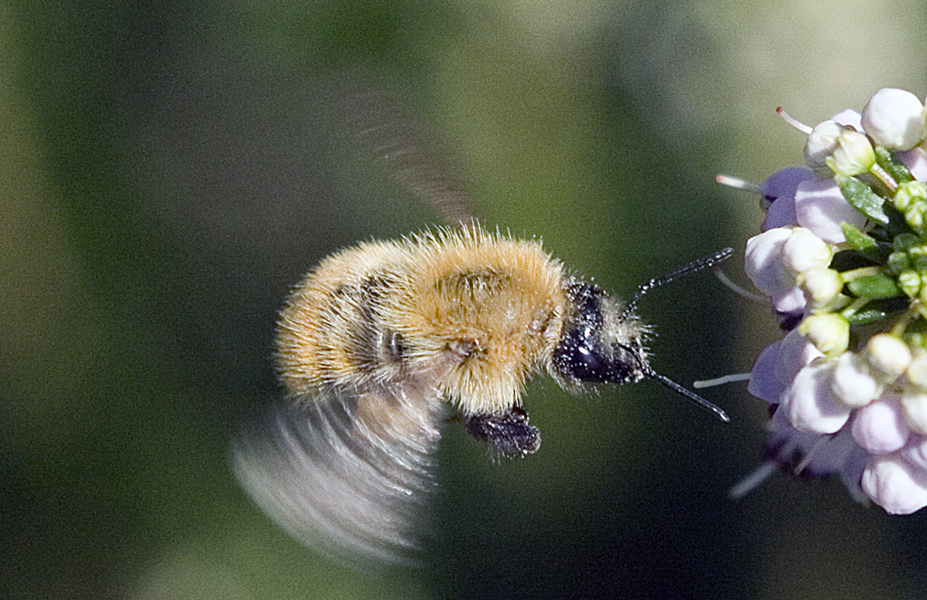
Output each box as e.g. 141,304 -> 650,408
549,259 -> 731,424
551,281 -> 648,386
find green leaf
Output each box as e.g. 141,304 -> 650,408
874,146 -> 915,185
847,308 -> 891,325
836,174 -> 889,225
841,223 -> 882,262
884,202 -> 912,237
846,296 -> 910,325
847,274 -> 901,299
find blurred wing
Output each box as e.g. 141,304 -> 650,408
232,383 -> 444,567
324,76 -> 477,227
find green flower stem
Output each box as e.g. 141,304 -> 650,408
891,303 -> 921,338
840,266 -> 886,282
841,296 -> 873,319
870,162 -> 899,194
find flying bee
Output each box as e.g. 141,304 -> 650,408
232,83 -> 731,566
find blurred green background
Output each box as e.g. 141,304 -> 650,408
4,1 -> 927,598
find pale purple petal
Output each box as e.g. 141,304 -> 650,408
744,228 -> 794,295
763,410 -> 867,488
770,286 -> 807,330
763,196 -> 799,231
838,443 -> 871,503
775,328 -> 824,385
760,167 -> 816,206
831,109 -> 862,131
861,453 -> 927,514
763,408 -> 824,467
898,147 -> 927,182
804,427 -> 869,495
771,286 -> 806,314
785,362 -> 852,434
851,398 -> 910,454
901,435 -> 927,471
760,168 -> 814,230
901,392 -> 927,435
794,177 -> 867,243
747,341 -> 784,403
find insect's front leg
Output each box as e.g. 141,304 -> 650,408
464,406 -> 541,457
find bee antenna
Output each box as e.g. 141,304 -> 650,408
624,248 -> 734,317
644,367 -> 731,422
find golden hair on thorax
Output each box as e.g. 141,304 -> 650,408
276,226 -> 567,416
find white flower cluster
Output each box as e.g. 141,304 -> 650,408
741,88 -> 927,514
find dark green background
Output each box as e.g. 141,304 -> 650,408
4,1 -> 927,598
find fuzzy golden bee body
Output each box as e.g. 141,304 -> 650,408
234,224 -> 730,565
278,227 -> 572,418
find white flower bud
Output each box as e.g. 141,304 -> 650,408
800,267 -> 843,310
784,362 -> 852,435
831,351 -> 881,408
861,453 -> 927,515
866,333 -> 913,382
781,227 -> 833,274
798,313 -> 849,356
804,120 -> 846,177
861,88 -> 927,151
852,398 -> 910,454
825,130 -> 875,176
907,350 -> 927,390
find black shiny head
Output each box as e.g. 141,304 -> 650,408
551,282 -> 647,386
550,246 -> 735,423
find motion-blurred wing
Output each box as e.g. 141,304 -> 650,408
232,383 -> 444,566
325,76 -> 477,227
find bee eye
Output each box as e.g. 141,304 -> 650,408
554,326 -> 611,382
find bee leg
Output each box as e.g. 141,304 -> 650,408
464,406 -> 541,457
